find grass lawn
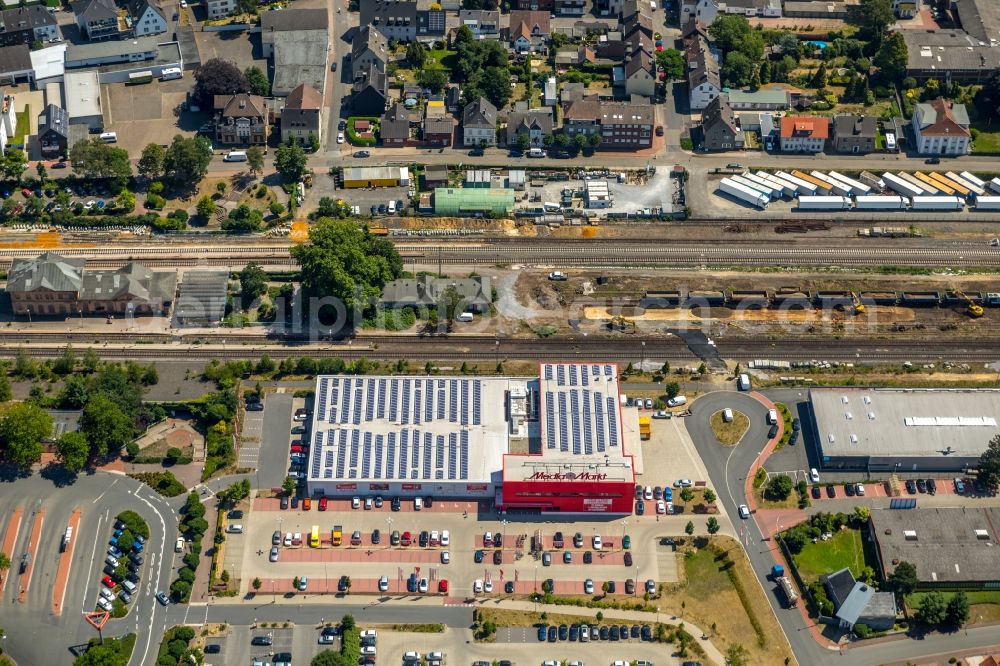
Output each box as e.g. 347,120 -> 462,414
906,591 -> 1000,623
709,410 -> 750,446
793,528 -> 865,584
13,106 -> 29,146
971,126 -> 1000,154
425,49 -> 457,73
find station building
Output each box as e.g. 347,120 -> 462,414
810,388 -> 1000,473
306,363 -> 639,514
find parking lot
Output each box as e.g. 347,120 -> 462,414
103,79 -> 199,155
526,169 -> 681,216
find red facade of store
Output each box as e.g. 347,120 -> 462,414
500,475 -> 634,514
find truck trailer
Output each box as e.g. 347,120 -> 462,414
827,171 -> 871,196
859,171 -> 885,191
775,171 -> 818,196
946,171 -> 983,197
756,171 -> 797,198
973,196 -> 1000,211
960,171 -> 987,189
798,195 -> 852,210
854,195 -> 908,210
731,175 -> 774,200
882,172 -> 924,198
808,171 -> 851,196
718,178 -> 769,209
909,196 -> 965,211
990,177 -> 1000,195
741,172 -> 782,199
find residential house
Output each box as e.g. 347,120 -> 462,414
6,253 -> 176,317
0,44 -> 34,86
416,6 -> 445,40
205,0 -> 237,18
505,107 -> 554,147
681,16 -> 712,42
623,49 -> 655,98
262,9 -> 329,58
514,0 -> 554,11
508,10 -> 550,52
37,103 -> 70,157
595,0 -> 625,16
681,0 -> 719,25
622,9 -> 653,43
458,10 -> 500,38
280,84 -> 322,146
0,6 -> 60,47
380,103 -> 411,146
555,45 -> 595,66
912,97 -> 971,155
543,76 -> 557,106
686,37 -> 720,110
351,64 -> 388,116
423,99 -> 452,146
351,25 -> 389,77
779,115 -> 829,153
0,90 -> 14,153
831,114 -> 877,154
361,0 -> 417,42
379,275 -> 494,313
462,96 -> 497,147
784,1 -> 850,18
555,0 -> 586,15
562,100 -> 654,149
265,11 -> 329,97
213,93 -> 269,146
446,85 -> 461,112
423,164 -> 449,188
72,0 -> 123,41
821,568 -> 896,632
718,0 -> 781,16
727,88 -> 790,110
128,0 -> 167,37
700,94 -> 743,151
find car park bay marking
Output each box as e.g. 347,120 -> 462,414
17,509 -> 44,603
0,506 -> 22,594
52,507 -> 82,616
81,509 -> 107,612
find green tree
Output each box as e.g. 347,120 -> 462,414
973,70 -> 1000,123
311,651 -> 349,666
0,551 -> 10,576
2,149 -> 27,182
137,143 -> 166,181
725,644 -> 748,666
69,139 -> 132,183
282,476 -> 297,495
274,142 -> 308,183
74,641 -> 129,666
163,134 -> 213,190
0,402 -> 52,466
703,488 -> 716,503
417,68 -> 447,94
193,58 -> 250,106
291,218 -> 403,318
115,189 -> 136,213
874,32 -> 908,82
196,195 -> 216,221
810,63 -> 828,88
665,381 -> 681,399
246,146 -> 265,178
239,262 -> 268,307
917,591 -> 947,625
721,52 -> 754,88
976,434 -> 1000,491
857,0 -> 895,45
0,372 -> 11,402
655,48 -> 685,80
478,66 -> 512,109
80,394 -> 133,458
685,520 -> 695,535
765,474 -> 794,500
888,560 -> 918,594
406,41 -> 427,68
223,204 -> 264,232
56,431 -> 90,472
252,577 -> 262,591
945,591 -> 969,627
244,66 -> 270,96
706,517 -> 720,534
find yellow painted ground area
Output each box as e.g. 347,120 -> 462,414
289,221 -> 310,243
0,232 -> 97,249
584,305 -> 917,324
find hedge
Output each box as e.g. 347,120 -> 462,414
347,117 -> 379,146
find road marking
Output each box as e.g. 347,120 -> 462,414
0,505 -> 22,594
81,510 -> 107,612
52,507 -> 82,616
92,478 -> 120,504
132,485 -> 169,666
17,509 -> 45,603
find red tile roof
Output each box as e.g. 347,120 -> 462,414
779,115 -> 829,139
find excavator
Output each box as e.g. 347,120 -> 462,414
850,292 -> 865,315
609,315 -> 636,333
954,290 -> 984,318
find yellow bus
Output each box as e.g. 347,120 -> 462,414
310,525 -> 320,548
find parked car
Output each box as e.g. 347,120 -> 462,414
928,478 -> 937,495
906,479 -> 917,494
917,478 -> 927,493
826,484 -> 836,498
845,483 -> 856,496
954,477 -> 966,494
353,150 -> 370,158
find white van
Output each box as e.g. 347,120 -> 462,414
737,373 -> 751,391
414,497 -> 423,511
121,579 -> 137,595
387,200 -> 396,214
528,147 -> 545,158
723,408 -> 734,422
175,537 -> 184,552
160,67 -> 182,81
767,409 -> 778,425
457,312 -> 474,322
99,132 -> 118,143
224,150 -> 247,162
667,395 -> 687,407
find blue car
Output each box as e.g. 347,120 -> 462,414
635,500 -> 644,515
406,575 -> 417,593
537,625 -> 547,641
547,626 -> 557,642
664,488 -> 673,501
113,528 -> 123,538
133,541 -> 144,553
109,537 -> 118,546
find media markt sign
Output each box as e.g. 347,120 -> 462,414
527,471 -> 609,482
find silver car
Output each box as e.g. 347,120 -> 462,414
269,546 -> 279,562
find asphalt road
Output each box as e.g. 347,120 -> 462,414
258,392 -> 294,490
683,388 -> 1000,666
161,599 -> 472,628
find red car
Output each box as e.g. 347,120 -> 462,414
101,575 -> 115,588
438,579 -> 448,593
400,531 -> 412,546
21,187 -> 32,198
290,445 -> 304,454
318,497 -> 328,511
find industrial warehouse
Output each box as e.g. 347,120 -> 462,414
306,363 -> 639,513
809,388 -> 1000,473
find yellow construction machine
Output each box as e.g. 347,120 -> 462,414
955,290 -> 984,318
850,292 -> 865,315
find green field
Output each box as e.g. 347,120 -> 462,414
972,127 -> 1000,154
425,49 -> 457,73
793,528 -> 866,583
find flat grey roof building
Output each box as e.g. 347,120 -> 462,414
271,28 -> 328,96
63,70 -> 102,124
809,388 -> 1000,471
870,507 -> 1000,587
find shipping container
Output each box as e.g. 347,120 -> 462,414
718,178 -> 769,209
755,171 -> 797,198
808,171 -> 851,196
859,171 -> 885,191
973,196 -> 1000,211
881,173 -> 923,198
991,178 -> 1000,195
741,172 -> 782,199
775,171 -> 818,196
798,195 -> 852,210
898,171 -> 936,195
912,172 -> 945,195
909,196 -> 965,211
960,171 -> 987,189
827,171 -> 871,196
792,170 -> 833,193
945,171 -> 982,197
854,195 -> 908,210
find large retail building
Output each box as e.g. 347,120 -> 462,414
306,363 -> 640,514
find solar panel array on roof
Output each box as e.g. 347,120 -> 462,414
539,364 -> 622,455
